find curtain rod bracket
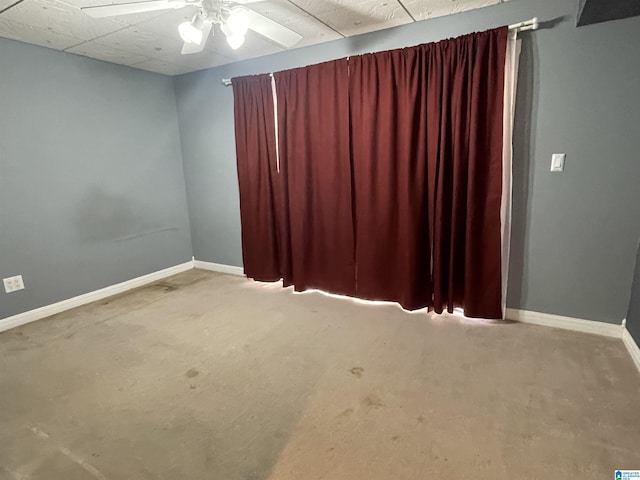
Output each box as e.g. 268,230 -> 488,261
508,17 -> 539,33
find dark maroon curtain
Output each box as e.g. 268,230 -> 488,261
428,29 -> 507,318
350,28 -> 507,318
273,59 -> 356,296
232,74 -> 281,281
232,27 -> 508,319
349,44 -> 432,310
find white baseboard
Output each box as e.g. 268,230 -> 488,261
0,261 -> 194,333
506,308 -> 623,338
193,260 -> 244,276
622,328 -> 640,374
3,261 -> 635,376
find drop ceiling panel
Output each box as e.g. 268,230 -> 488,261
133,5 -> 199,37
92,23 -> 185,57
133,57 -> 192,75
57,0 -> 169,25
1,0 -> 126,40
66,40 -> 149,64
0,0 -> 18,10
244,1 -> 343,47
401,0 -> 504,22
288,0 -> 413,36
160,48 -> 232,70
0,16 -> 82,49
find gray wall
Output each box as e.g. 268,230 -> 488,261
626,244 -> 640,343
174,0 -> 640,325
0,38 -> 192,319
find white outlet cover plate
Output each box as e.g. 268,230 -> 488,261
3,275 -> 25,293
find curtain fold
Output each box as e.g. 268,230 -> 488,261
274,59 -> 356,296
349,47 -> 432,310
432,28 -> 507,318
232,27 -> 512,319
231,74 -> 281,282
350,28 -> 508,317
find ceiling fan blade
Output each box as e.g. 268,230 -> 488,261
81,0 -> 185,18
244,8 -> 302,48
181,21 -> 212,54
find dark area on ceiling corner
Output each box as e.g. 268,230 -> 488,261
577,0 -> 640,27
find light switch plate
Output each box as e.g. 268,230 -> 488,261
551,153 -> 566,172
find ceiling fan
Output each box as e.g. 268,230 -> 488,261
81,0 -> 303,54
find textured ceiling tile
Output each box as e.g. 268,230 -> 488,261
245,1 -> 342,47
289,0 -> 413,36
132,57 -> 191,74
92,24 -> 183,57
134,5 -> 198,34
401,0 -> 503,22
0,0 -> 18,10
159,48 -> 231,70
1,0 -> 126,40
66,40 -> 150,64
0,17 -> 83,49
57,0 -> 169,25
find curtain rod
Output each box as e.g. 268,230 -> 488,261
220,18 -> 538,87
509,17 -> 539,33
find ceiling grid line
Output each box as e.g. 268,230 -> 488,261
0,0 -> 24,15
396,0 -> 416,22
284,0 -> 346,38
61,23 -> 131,52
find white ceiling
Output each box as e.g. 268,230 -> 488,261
0,0 -> 505,75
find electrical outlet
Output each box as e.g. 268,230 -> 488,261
3,275 -> 25,293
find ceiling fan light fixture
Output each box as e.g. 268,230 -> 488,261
178,22 -> 201,44
227,7 -> 249,35
226,32 -> 245,50
178,13 -> 205,44
221,23 -> 245,50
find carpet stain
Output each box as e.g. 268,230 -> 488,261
392,435 -> 400,441
185,368 -> 199,378
363,394 -> 384,409
349,367 -> 364,378
417,415 -> 425,423
149,283 -> 178,293
336,407 -> 354,419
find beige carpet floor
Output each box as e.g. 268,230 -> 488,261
1,269 -> 639,479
